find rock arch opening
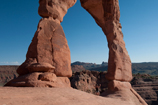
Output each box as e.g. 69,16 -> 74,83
61,1 -> 108,64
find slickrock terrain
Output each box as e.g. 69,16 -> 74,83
0,87 -> 147,105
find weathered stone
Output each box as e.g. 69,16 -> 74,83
7,0 -> 77,88
17,18 -> 72,77
5,72 -> 71,88
38,0 -> 77,22
16,0 -> 77,78
27,63 -> 55,73
108,80 -> 131,91
0,87 -> 148,105
39,72 -> 57,82
80,0 -> 147,104
80,0 -> 132,82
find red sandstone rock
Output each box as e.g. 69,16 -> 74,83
80,0 -> 132,82
5,72 -> 70,88
108,80 -> 131,91
4,0 -> 147,104
39,72 -> 57,82
9,0 -> 77,88
27,63 -> 55,73
17,0 -> 77,78
80,0 -> 147,104
101,80 -> 147,105
17,17 -> 72,77
38,0 -> 77,22
0,87 -> 147,105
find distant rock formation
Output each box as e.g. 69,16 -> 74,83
5,0 -> 77,87
71,65 -> 86,72
131,74 -> 158,105
71,70 -> 157,105
0,66 -> 18,85
70,70 -> 108,94
80,0 -> 146,104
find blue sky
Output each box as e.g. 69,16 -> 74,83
0,0 -> 158,65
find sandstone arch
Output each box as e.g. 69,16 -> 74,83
4,0 -> 147,104
5,0 -> 132,88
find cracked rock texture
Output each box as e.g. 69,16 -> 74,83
17,18 -> 72,77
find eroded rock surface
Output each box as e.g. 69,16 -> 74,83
5,72 -> 70,87
17,18 -> 72,77
80,0 -> 146,104
0,87 -> 146,105
70,70 -> 108,94
5,0 -> 77,88
38,0 -> 76,22
80,0 -> 132,82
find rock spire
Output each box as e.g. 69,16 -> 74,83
5,0 -> 77,87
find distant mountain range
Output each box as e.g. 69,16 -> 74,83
71,61 -> 158,76
0,62 -> 158,76
0,61 -> 158,86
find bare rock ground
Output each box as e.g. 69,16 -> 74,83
0,87 -> 143,105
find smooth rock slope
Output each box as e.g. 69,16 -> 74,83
0,87 -> 145,105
